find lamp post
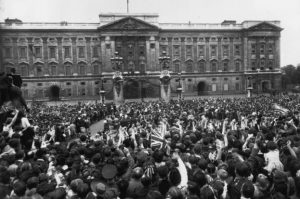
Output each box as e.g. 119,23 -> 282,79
110,51 -> 124,105
176,73 -> 183,101
99,74 -> 106,104
140,78 -> 145,102
159,51 -> 171,102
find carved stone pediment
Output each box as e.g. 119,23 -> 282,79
247,22 -> 282,31
99,17 -> 159,31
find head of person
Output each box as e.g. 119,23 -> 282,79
166,186 -> 184,199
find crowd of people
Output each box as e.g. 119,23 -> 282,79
0,94 -> 300,199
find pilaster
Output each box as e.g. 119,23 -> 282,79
42,37 -> 49,75
57,37 -> 63,75
71,37 -> 77,75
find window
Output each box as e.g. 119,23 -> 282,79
251,60 -> 256,69
64,46 -> 71,58
251,44 -> 256,54
223,84 -> 228,91
223,61 -> 228,71
198,61 -> 206,73
235,61 -> 240,72
66,82 -> 72,86
66,88 -> 72,97
4,47 -> 12,58
92,46 -> 99,57
260,59 -> 265,69
160,45 -> 167,54
223,45 -> 229,56
36,66 -> 43,77
186,61 -> 193,73
211,61 -> 217,72
79,64 -> 86,75
173,45 -> 180,57
211,45 -> 217,56
50,65 -> 57,76
234,45 -> 240,56
20,65 -> 29,76
198,45 -> 204,57
139,45 -> 145,56
49,47 -> 56,59
36,89 -> 44,98
260,44 -> 265,54
78,47 -> 85,58
80,82 -> 86,85
80,88 -> 86,96
236,77 -> 239,80
212,84 -> 217,92
35,47 -> 42,58
37,83 -> 43,86
268,60 -> 273,69
150,43 -> 155,49
19,47 -> 27,58
235,83 -> 240,91
268,43 -> 273,54
65,64 -> 72,76
22,89 -> 29,98
186,45 -> 192,57
174,62 -> 180,73
106,43 -> 111,49
93,64 -> 99,74
95,87 -> 100,96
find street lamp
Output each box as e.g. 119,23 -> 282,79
140,78 -> 145,102
176,73 -> 183,101
99,74 -> 106,104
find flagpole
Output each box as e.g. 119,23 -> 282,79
127,0 -> 129,13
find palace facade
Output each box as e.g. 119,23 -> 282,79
0,13 -> 283,100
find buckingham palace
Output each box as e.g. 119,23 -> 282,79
0,13 -> 283,101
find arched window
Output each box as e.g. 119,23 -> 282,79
65,64 -> 72,76
79,64 -> 86,75
93,64 -> 99,74
198,61 -> 206,73
36,64 -> 43,77
4,64 -> 15,74
223,60 -> 229,72
211,61 -> 217,72
49,64 -> 57,76
20,64 -> 29,77
173,61 -> 180,73
186,61 -> 193,73
235,60 -> 240,72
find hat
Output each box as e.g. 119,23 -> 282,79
101,164 -> 117,180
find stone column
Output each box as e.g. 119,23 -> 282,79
27,37 -> 34,76
71,37 -> 77,75
42,37 -> 49,75
205,37 -> 210,72
229,37 -> 234,71
57,37 -> 63,75
85,37 -> 92,74
275,36 -> 280,69
242,36 -> 248,71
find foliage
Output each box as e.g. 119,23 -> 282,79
281,64 -> 300,87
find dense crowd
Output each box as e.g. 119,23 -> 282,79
0,95 -> 300,199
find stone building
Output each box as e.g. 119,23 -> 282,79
0,13 -> 283,101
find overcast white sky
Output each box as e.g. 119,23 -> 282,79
0,0 -> 299,67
